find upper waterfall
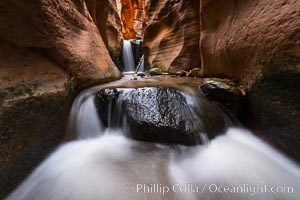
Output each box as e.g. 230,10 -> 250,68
122,40 -> 135,72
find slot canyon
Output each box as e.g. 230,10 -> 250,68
0,0 -> 299,199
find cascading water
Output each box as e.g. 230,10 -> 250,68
122,40 -> 136,72
66,89 -> 103,139
6,85 -> 300,200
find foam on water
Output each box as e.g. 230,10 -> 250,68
169,128 -> 300,200
6,86 -> 300,200
6,128 -> 300,200
67,90 -> 103,139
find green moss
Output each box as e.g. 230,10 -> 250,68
69,76 -> 79,94
152,63 -> 166,71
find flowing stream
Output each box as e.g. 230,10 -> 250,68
122,40 -> 135,72
6,84 -> 300,200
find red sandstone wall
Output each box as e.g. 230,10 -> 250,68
143,0 -> 201,73
85,0 -> 123,66
200,0 -> 300,86
0,0 -> 121,88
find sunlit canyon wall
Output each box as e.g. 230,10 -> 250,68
0,0 -> 299,198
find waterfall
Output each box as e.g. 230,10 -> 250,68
122,40 -> 135,72
6,85 -> 300,200
66,89 -> 103,139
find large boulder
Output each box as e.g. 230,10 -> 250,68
0,0 -> 121,89
0,39 -> 71,198
85,0 -> 123,67
143,0 -> 201,73
95,86 -> 226,145
199,78 -> 246,115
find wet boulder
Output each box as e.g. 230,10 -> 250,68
199,78 -> 245,115
95,86 -> 226,145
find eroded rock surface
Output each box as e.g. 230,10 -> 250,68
85,0 -> 123,66
121,0 -> 136,39
200,0 -> 300,162
143,0 -> 201,73
0,0 -> 121,89
249,74 -> 300,161
200,0 -> 300,86
121,0 -> 149,39
0,39 -> 71,198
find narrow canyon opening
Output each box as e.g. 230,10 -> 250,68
118,0 -> 147,72
1,0 -> 299,199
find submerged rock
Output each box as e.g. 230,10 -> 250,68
199,78 -> 245,115
95,86 -> 226,145
187,68 -> 202,77
175,70 -> 189,77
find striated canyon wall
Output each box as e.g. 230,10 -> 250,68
0,0 -> 300,197
143,0 -> 201,73
120,0 -> 201,73
199,0 -> 300,161
131,0 -> 300,81
0,0 -> 121,197
0,0 -> 121,89
0,38 -> 71,198
121,0 -> 136,39
200,0 -> 300,86
139,0 -> 300,161
121,0 -> 149,39
85,0 -> 123,66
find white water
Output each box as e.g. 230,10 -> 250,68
66,90 -> 103,139
169,128 -> 300,200
6,88 -> 300,200
6,128 -> 300,200
122,40 -> 135,72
